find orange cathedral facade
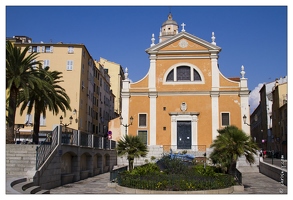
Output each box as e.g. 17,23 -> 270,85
110,13 -> 250,163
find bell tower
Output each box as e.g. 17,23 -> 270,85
159,13 -> 178,42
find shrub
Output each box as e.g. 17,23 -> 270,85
193,164 -> 217,176
157,154 -> 190,174
123,163 -> 161,176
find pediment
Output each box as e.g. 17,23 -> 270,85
146,31 -> 221,54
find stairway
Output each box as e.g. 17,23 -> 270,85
8,178 -> 50,194
6,144 -> 50,194
236,152 -> 260,173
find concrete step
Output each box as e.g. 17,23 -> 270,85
23,185 -> 42,194
35,189 -> 50,194
12,180 -> 49,194
12,181 -> 35,192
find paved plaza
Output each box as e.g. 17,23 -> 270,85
50,168 -> 287,195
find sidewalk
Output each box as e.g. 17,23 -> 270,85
50,170 -> 287,194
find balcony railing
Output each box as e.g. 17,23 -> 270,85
36,125 -> 116,170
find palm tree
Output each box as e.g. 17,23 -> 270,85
17,67 -> 71,144
116,135 -> 149,171
209,125 -> 258,175
6,41 -> 43,144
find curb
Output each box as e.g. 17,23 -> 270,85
113,183 -> 242,194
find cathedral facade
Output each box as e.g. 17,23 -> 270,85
115,13 -> 250,161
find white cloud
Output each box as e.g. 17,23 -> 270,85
249,83 -> 265,114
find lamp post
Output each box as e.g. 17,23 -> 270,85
60,115 -> 73,127
243,115 -> 251,126
120,116 -> 133,135
73,109 -> 78,123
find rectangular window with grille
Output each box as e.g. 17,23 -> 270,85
221,113 -> 230,126
139,114 -> 147,127
138,130 -> 147,145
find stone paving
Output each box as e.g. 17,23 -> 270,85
50,170 -> 287,195
50,172 -> 121,194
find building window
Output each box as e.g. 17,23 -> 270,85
32,46 -> 38,52
177,66 -> 190,81
68,46 -> 74,54
165,65 -> 202,82
25,114 -> 33,124
43,60 -> 50,69
40,115 -> 46,126
45,46 -> 53,53
166,69 -> 174,82
138,130 -> 147,145
31,59 -> 37,69
193,69 -> 201,81
221,113 -> 230,126
139,114 -> 147,127
67,60 -> 73,70
82,81 -> 85,91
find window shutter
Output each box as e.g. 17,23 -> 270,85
67,60 -> 73,70
32,59 -> 37,69
25,114 -> 33,124
40,115 -> 46,126
37,46 -> 40,52
44,60 -> 50,68
50,46 -> 53,52
28,46 -> 32,52
42,46 -> 45,52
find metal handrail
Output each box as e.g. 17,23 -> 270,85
36,126 -> 58,170
233,168 -> 242,185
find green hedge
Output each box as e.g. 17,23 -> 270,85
117,173 -> 234,191
117,156 -> 234,191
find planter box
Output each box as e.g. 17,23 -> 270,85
61,173 -> 74,185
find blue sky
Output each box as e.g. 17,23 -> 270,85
4,3 -> 289,113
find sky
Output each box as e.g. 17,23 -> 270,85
4,2 -> 289,114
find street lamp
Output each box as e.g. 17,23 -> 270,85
60,115 -> 73,127
120,116 -> 133,135
243,115 -> 251,126
73,109 -> 78,123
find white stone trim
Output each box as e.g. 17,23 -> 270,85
169,113 -> 199,147
211,53 -> 219,90
148,54 -> 156,91
162,62 -> 205,85
156,56 -> 211,59
211,94 -> 219,141
240,95 -> 250,135
149,95 -> 157,145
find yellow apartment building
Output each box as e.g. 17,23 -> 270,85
10,37 -> 115,142
271,82 -> 287,158
98,57 -> 125,116
110,13 -> 251,163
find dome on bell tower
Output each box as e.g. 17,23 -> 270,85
159,13 -> 179,42
162,13 -> 178,27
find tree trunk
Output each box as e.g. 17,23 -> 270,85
6,87 -> 17,144
33,110 -> 41,144
128,159 -> 134,171
228,160 -> 237,175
